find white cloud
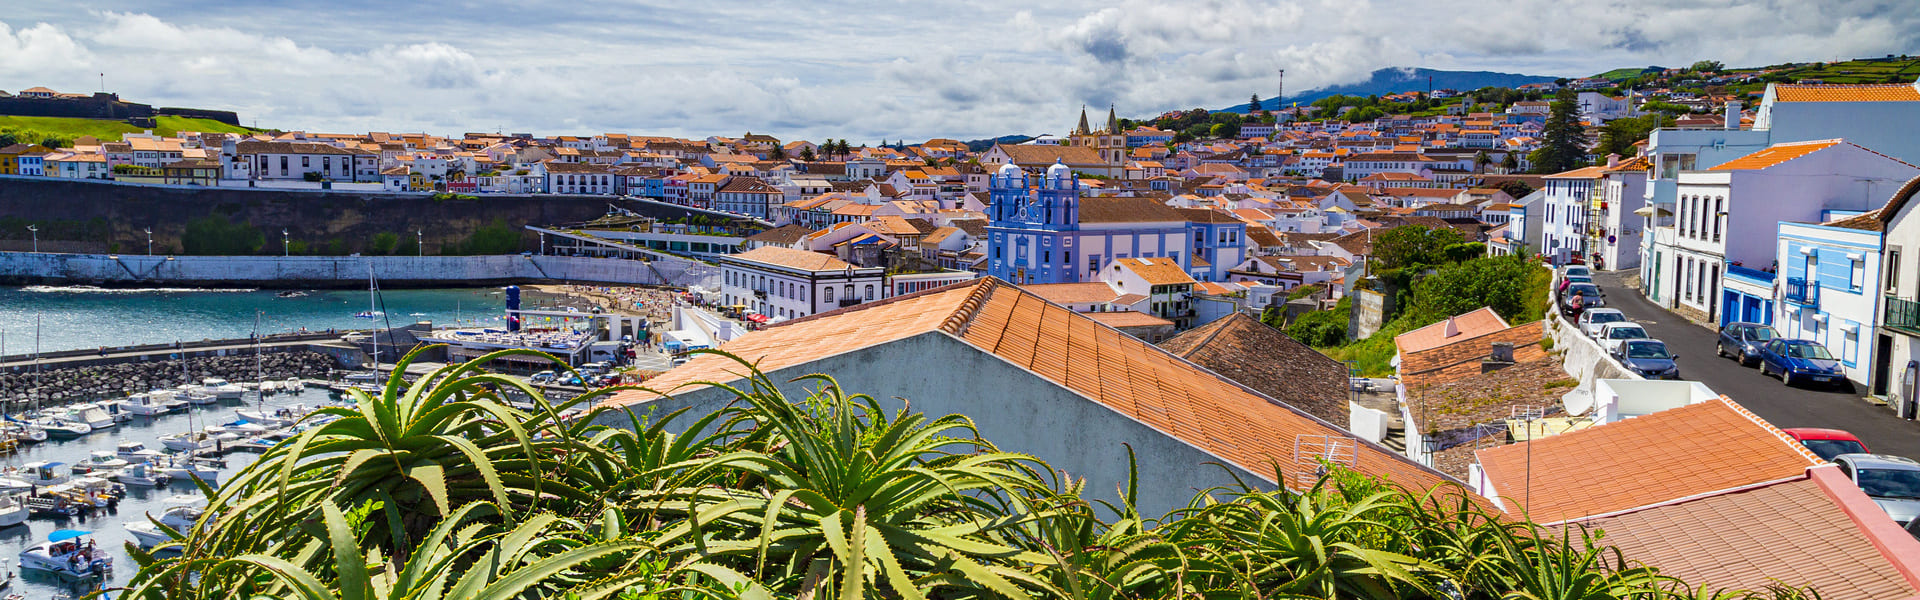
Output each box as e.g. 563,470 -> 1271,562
0,1 -> 1915,141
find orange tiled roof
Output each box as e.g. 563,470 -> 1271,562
624,278 -> 1457,492
1574,472 -> 1920,600
1774,83 -> 1920,103
1082,311 -> 1175,328
1022,282 -> 1121,305
1113,257 -> 1195,286
723,246 -> 855,271
1709,139 -> 1841,171
1393,307 -> 1509,355
1475,398 -> 1820,524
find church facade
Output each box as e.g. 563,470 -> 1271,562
987,162 -> 1194,285
1069,105 -> 1128,165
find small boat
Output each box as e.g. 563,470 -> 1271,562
180,387 -> 218,406
202,378 -> 245,401
125,392 -> 171,416
276,290 -> 308,298
19,530 -> 111,580
33,418 -> 89,439
71,451 -> 130,475
158,457 -> 220,485
0,422 -> 44,445
258,380 -> 279,395
96,400 -> 134,423
0,494 -> 27,528
20,462 -> 68,487
54,477 -> 122,508
235,404 -> 309,428
0,477 -> 30,495
24,494 -> 81,518
115,441 -> 153,462
59,404 -> 114,430
125,495 -> 206,548
157,390 -> 190,412
113,463 -> 171,487
158,431 -> 214,453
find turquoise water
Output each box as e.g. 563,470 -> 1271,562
0,286 -> 527,355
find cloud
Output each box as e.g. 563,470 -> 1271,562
0,2 -> 1916,141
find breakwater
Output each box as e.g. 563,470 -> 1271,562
0,351 -> 341,404
0,252 -> 719,288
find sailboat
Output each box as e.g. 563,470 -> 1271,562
354,263 -> 384,318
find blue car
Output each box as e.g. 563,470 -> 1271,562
1758,339 -> 1845,387
1616,339 -> 1679,380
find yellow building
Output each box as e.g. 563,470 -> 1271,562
1068,105 -> 1127,165
0,143 -> 50,175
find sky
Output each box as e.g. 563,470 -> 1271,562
2,1 -> 1917,142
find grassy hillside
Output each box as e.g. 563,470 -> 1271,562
1595,66 -> 1662,81
0,115 -> 259,145
1750,57 -> 1920,84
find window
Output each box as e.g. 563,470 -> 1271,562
1712,196 -> 1724,242
1088,254 -> 1101,273
864,285 -> 874,301
824,286 -> 834,302
1851,257 -> 1866,291
1887,249 -> 1903,295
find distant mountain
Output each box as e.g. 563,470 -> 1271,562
964,134 -> 1033,153
1218,68 -> 1560,113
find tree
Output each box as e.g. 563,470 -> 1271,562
1345,106 -> 1386,122
1404,254 -> 1539,324
798,145 -> 816,161
1596,113 -> 1674,158
1210,122 -> 1239,138
1530,89 -> 1587,173
768,144 -> 785,160
180,213 -> 265,255
1474,151 -> 1491,174
1501,152 -> 1521,173
1690,60 -> 1724,73
368,231 -> 399,255
1284,308 -> 1348,347
1497,179 -> 1534,198
1371,225 -> 1466,269
1249,93 -> 1264,112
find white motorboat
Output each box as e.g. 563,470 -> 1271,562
113,463 -> 171,487
2,421 -> 45,444
19,529 -> 110,580
115,441 -> 152,462
0,493 -> 28,528
54,477 -> 121,508
125,392 -> 171,416
202,378 -> 245,401
72,451 -> 130,475
258,380 -> 279,395
32,418 -> 87,439
125,449 -> 169,466
0,477 -> 31,494
125,495 -> 206,548
18,462 -> 68,487
156,389 -> 190,412
158,431 -> 215,452
214,421 -> 271,437
234,404 -> 310,428
97,399 -> 134,423
158,457 -> 220,485
60,404 -> 114,430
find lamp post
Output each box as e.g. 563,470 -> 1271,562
26,225 -> 37,253
144,228 -> 152,256
417,230 -> 423,256
282,229 -> 289,257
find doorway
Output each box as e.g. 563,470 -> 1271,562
1874,334 -> 1894,397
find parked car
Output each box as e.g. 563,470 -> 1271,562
1617,339 -> 1679,379
1598,322 -> 1652,354
1578,309 -> 1628,338
530,370 -> 556,384
1560,283 -> 1605,316
1782,428 -> 1871,462
1561,266 -> 1592,279
1758,339 -> 1846,387
1716,322 -> 1778,367
1833,453 -> 1920,528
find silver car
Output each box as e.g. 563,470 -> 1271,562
1835,453 -> 1920,528
1598,322 -> 1651,355
1579,309 -> 1627,339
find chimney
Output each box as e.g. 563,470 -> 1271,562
1482,341 -> 1516,373
1443,316 -> 1460,338
1606,154 -> 1620,169
1724,101 -> 1741,130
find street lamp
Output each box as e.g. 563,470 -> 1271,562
144,227 -> 152,256
282,228 -> 289,257
26,225 -> 37,253
417,230 -> 423,256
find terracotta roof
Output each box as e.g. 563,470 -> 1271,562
1825,209 -> 1884,232
1878,174 -> 1920,224
1575,471 -> 1920,600
992,144 -> 1108,166
1021,282 -> 1121,305
1601,156 -> 1651,173
1475,398 -> 1820,524
742,224 -> 815,246
1709,139 -> 1842,171
1113,257 -> 1195,286
723,246 -> 854,271
1083,311 -> 1175,328
1774,83 -> 1920,103
1078,197 -> 1190,223
1393,307 -> 1509,355
1158,313 -> 1349,425
621,278 -> 1458,493
1543,165 -> 1608,179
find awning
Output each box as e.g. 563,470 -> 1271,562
1631,206 -> 1671,217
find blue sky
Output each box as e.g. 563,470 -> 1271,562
3,1 -> 1916,141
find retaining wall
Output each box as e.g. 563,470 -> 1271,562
0,251 -> 717,288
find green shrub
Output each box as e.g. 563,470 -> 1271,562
180,213 -> 264,255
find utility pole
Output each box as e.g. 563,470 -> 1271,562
1276,69 -> 1285,110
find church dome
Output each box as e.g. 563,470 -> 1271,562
997,163 -> 1023,178
1045,161 -> 1072,181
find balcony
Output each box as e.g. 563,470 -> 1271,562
839,298 -> 862,308
1888,296 -> 1920,335
1783,277 -> 1818,308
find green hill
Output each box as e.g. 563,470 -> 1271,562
0,115 -> 260,147
1746,57 -> 1920,84
1595,66 -> 1663,81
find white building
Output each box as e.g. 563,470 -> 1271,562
718,246 -> 886,321
1594,156 -> 1649,270
1872,176 -> 1920,407
1661,140 -> 1917,323
1540,165 -> 1606,265
231,141 -> 380,182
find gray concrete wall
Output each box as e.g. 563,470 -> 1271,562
1551,313 -> 1642,414
596,331 -> 1271,517
0,251 -> 713,287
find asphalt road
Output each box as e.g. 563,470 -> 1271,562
1589,271 -> 1920,459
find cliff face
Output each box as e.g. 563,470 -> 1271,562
0,178 -> 691,255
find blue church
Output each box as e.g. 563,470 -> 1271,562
987,162 -> 1083,284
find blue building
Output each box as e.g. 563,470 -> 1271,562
1177,208 -> 1248,282
988,162 -> 1194,284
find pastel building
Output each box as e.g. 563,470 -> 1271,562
986,163 -> 1191,284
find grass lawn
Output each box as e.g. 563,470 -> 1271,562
0,115 -> 260,141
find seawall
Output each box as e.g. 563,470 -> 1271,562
0,251 -> 719,288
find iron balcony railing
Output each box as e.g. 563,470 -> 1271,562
1783,277 -> 1818,307
1887,296 -> 1920,334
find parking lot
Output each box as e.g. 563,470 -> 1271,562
1588,270 -> 1920,458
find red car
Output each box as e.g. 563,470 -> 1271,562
1781,428 -> 1870,462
